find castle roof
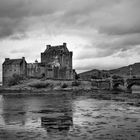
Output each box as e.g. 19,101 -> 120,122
43,43 -> 69,54
3,58 -> 24,65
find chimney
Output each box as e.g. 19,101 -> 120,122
46,45 -> 51,49
22,57 -> 25,60
63,43 -> 67,47
5,58 -> 10,61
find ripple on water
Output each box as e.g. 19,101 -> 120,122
0,95 -> 140,140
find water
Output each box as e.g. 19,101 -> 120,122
0,93 -> 140,140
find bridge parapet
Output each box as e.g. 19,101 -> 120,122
91,79 -> 110,89
126,78 -> 140,89
90,78 -> 140,91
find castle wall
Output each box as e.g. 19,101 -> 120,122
2,58 -> 27,86
21,58 -> 27,77
27,63 -> 45,78
45,67 -> 74,80
45,66 -> 53,79
66,69 -> 74,79
3,65 -> 20,85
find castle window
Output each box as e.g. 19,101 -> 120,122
48,69 -> 52,71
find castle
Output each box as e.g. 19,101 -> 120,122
2,43 -> 75,86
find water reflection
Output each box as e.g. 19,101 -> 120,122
0,94 -> 140,140
1,95 -> 73,138
2,96 -> 27,126
40,96 -> 73,137
41,114 -> 73,136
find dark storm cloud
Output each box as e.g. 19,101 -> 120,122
97,0 -> 140,35
0,17 -> 26,38
0,0 -> 140,76
0,0 -> 67,39
0,0 -> 66,18
97,34 -> 140,52
99,25 -> 140,36
76,33 -> 140,60
0,0 -> 140,39
0,0 -> 140,62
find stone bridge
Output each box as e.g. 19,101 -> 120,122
91,79 -> 111,90
126,78 -> 140,89
112,79 -> 124,89
111,78 -> 140,92
91,78 -> 140,93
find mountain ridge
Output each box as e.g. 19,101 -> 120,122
78,62 -> 140,79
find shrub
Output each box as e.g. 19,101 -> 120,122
41,73 -> 45,78
29,82 -> 50,89
61,83 -> 68,88
91,75 -> 98,79
8,74 -> 23,86
72,81 -> 80,86
132,76 -> 136,78
112,75 -> 123,79
75,74 -> 80,80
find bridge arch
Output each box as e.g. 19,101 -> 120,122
126,78 -> 140,92
113,83 -> 122,89
112,79 -> 124,89
127,82 -> 140,89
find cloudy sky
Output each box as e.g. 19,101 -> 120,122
0,0 -> 140,81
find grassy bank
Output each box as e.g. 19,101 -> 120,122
0,79 -> 92,94
1,88 -> 140,107
1,79 -> 140,107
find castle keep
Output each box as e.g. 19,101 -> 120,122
2,43 -> 75,86
3,57 -> 27,86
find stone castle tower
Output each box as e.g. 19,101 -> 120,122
41,43 -> 74,79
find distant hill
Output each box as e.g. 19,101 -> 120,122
78,69 -> 110,80
78,62 -> 140,80
109,63 -> 140,77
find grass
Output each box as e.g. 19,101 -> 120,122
72,81 -> 80,86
